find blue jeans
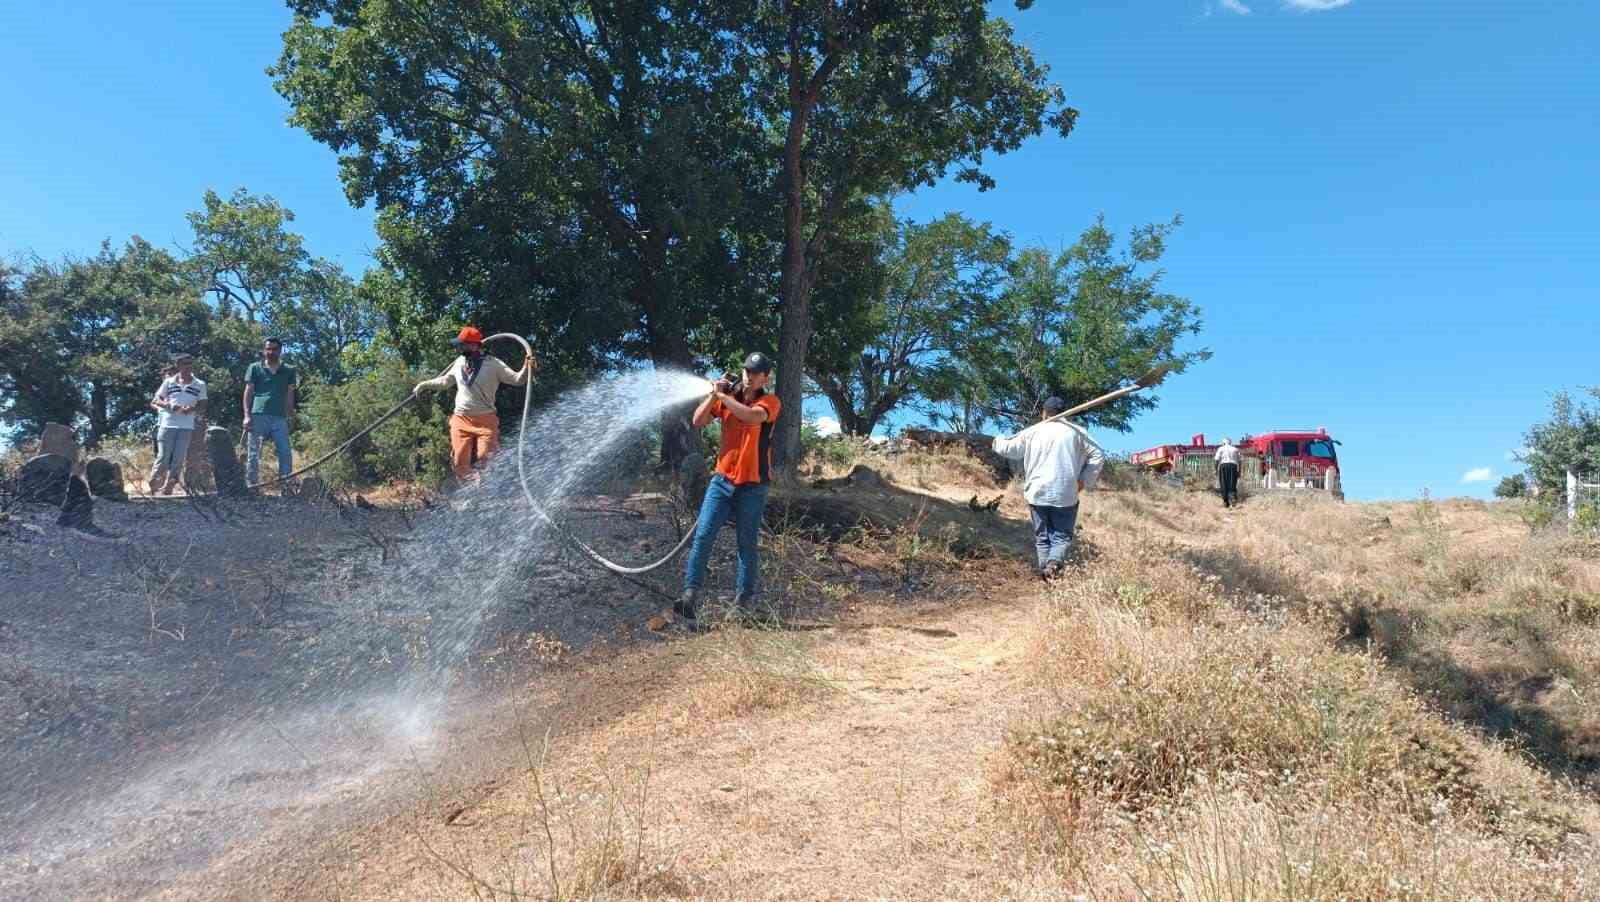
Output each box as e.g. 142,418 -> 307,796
1029,503 -> 1079,571
246,414 -> 293,483
683,474 -> 770,599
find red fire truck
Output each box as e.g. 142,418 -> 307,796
1132,427 -> 1343,496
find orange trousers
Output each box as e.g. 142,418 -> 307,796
449,413 -> 500,482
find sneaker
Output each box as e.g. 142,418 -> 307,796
1042,559 -> 1064,581
65,522 -> 124,544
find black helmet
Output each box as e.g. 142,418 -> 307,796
742,352 -> 774,374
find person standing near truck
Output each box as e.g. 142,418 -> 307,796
1215,437 -> 1241,508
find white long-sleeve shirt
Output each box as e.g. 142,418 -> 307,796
992,420 -> 1104,509
1214,442 -> 1240,466
417,355 -> 527,416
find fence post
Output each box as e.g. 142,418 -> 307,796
1571,468 -> 1580,521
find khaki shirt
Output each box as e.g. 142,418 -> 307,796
419,355 -> 527,415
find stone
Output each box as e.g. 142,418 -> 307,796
38,423 -> 77,461
182,427 -> 215,493
18,454 -> 72,505
84,457 -> 128,502
206,426 -> 249,497
844,464 -> 884,486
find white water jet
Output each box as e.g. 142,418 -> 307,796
0,365 -> 716,896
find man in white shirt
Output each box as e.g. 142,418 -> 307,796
1214,437 -> 1241,508
414,325 -> 535,484
992,396 -> 1105,580
148,352 -> 207,495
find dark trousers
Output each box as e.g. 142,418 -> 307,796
1218,462 -> 1240,508
1028,503 -> 1079,571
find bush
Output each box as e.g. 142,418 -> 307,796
300,357 -> 451,487
1495,475 -> 1529,498
1576,502 -> 1600,537
800,425 -> 862,470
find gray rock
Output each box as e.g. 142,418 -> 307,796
183,427 -> 215,493
39,423 -> 77,460
206,426 -> 249,496
84,457 -> 128,502
19,454 -> 72,505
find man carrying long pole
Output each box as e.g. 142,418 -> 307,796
992,396 -> 1105,580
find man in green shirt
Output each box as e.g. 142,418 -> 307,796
242,337 -> 298,485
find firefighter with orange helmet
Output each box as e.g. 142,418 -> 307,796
413,326 -> 535,484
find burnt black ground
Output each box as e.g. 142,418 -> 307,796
0,489 -> 692,898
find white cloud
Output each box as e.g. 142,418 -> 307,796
1283,0 -> 1353,10
1219,0 -> 1252,13
810,416 -> 842,437
1461,467 -> 1493,484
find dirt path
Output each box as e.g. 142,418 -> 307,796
240,581 -> 1052,900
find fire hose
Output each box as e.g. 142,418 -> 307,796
484,332 -> 696,576
145,334 -> 696,577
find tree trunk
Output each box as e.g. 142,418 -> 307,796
773,85 -> 813,473
87,381 -> 108,446
816,381 -> 867,437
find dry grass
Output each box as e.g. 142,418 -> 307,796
211,446 -> 1600,901
681,626 -> 840,719
995,481 -> 1600,900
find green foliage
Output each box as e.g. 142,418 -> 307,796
799,424 -> 857,470
271,1 -> 1075,473
1518,500 -> 1558,534
809,210 -> 1011,437
272,1 -> 772,383
1521,387 -> 1600,498
924,215 -> 1209,434
186,188 -> 380,384
760,0 -> 1077,467
0,239 -> 264,444
300,356 -> 450,487
1576,503 -> 1600,537
1493,474 -> 1528,499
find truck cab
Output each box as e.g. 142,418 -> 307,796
1240,428 -> 1340,490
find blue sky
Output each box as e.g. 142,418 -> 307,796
3,1 -> 1596,500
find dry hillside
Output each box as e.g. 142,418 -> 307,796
15,444 -> 1600,900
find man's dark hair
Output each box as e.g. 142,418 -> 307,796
263,337 -> 283,348
1042,396 -> 1068,416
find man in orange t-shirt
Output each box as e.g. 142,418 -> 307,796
675,352 -> 781,624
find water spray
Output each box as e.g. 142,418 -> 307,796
485,332 -> 695,576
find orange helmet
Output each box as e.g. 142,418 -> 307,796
454,326 -> 485,346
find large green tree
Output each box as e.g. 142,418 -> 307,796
1521,388 -> 1600,498
0,239 -> 262,444
272,0 -> 776,469
808,210 -> 1010,437
186,188 -> 379,383
927,215 -> 1208,434
741,0 -> 1075,468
